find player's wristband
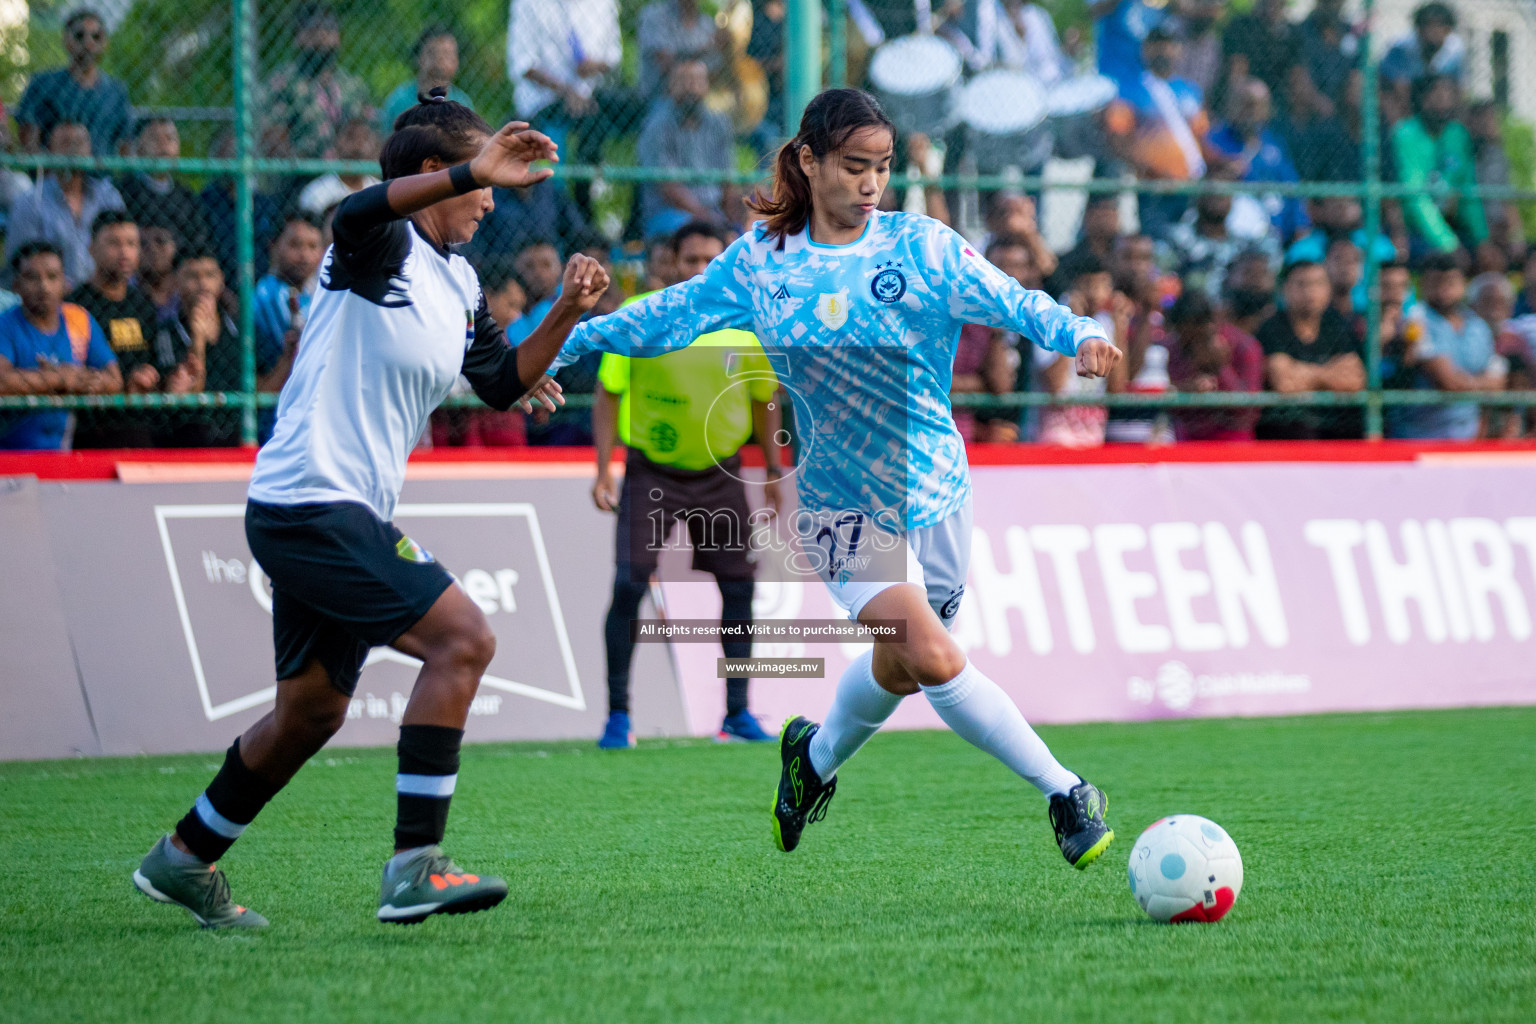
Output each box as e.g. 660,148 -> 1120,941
448,162 -> 481,194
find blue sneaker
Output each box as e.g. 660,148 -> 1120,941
597,711 -> 636,749
717,710 -> 774,743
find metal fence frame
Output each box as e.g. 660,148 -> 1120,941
2,0 -> 1536,445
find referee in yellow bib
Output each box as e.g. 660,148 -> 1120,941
592,221 -> 784,747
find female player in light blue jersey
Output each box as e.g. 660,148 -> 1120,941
548,89 -> 1124,868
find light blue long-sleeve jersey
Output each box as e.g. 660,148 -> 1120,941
554,211 -> 1108,529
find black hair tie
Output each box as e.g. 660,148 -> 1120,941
419,86 -> 450,105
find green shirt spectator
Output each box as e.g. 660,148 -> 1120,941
258,5 -> 374,159
1391,75 -> 1486,255
598,293 -> 775,470
379,26 -> 474,133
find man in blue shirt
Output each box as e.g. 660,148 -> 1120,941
1387,251 -> 1504,440
15,9 -> 132,154
1207,79 -> 1309,243
1092,0 -> 1170,91
4,121 -> 125,286
0,242 -> 120,449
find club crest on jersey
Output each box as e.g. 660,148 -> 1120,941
395,536 -> 435,564
870,261 -> 906,303
464,309 -> 474,343
815,289 -> 849,330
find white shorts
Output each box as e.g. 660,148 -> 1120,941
796,499 -> 972,630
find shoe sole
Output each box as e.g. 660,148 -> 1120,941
771,717 -> 792,853
378,887 -> 508,925
1072,829 -> 1115,870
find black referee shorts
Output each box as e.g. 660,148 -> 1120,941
615,449 -> 756,583
245,500 -> 454,695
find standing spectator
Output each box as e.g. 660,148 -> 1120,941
1166,289 -> 1262,441
254,212 -> 324,397
136,220 -> 181,317
981,191 -> 1057,283
1046,193 -> 1120,297
1208,79 -> 1308,243
1256,260 -> 1366,440
508,241 -> 564,344
1380,3 -> 1465,104
259,4 -> 373,160
638,0 -> 729,100
1467,100 -> 1525,271
4,121 -> 124,287
1296,0 -> 1360,116
1091,0 -> 1172,91
380,26 -> 475,134
465,179 -> 593,267
1158,186 -> 1281,301
1386,252 -> 1505,440
0,242 -> 121,450
941,0 -> 1073,83
746,0 -> 786,156
1036,256 -> 1124,447
1173,1 -> 1225,99
68,211 -> 162,396
1104,26 -> 1211,237
297,119 -> 382,218
1284,63 -> 1365,183
1324,235 -> 1363,319
68,211 -> 165,446
637,60 -> 740,238
198,129 -> 281,284
117,117 -> 209,249
15,9 -> 132,155
153,248 -> 242,446
1220,0 -> 1308,116
1223,248 -> 1278,338
1392,74 -> 1486,260
507,0 -> 644,215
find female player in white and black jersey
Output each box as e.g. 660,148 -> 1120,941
132,91 -> 611,928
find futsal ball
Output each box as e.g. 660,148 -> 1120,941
1127,815 -> 1243,923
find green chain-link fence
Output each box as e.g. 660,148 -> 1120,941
1,0 -> 1534,448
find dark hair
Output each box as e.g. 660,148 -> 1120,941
983,236 -> 1029,262
43,119 -> 88,148
1073,255 -> 1108,279
479,258 -> 525,295
10,240 -> 64,274
294,2 -> 339,30
1144,24 -> 1179,44
1421,250 -> 1469,275
1168,290 -> 1214,326
64,8 -> 103,32
673,219 -> 732,253
173,245 -> 221,271
277,209 -> 324,235
1325,233 -> 1361,256
1383,258 -> 1412,273
412,23 -> 458,60
1280,259 -> 1324,283
381,87 -> 493,180
90,208 -> 135,239
1414,2 -> 1456,30
748,88 -> 895,247
132,116 -> 175,139
1411,73 -> 1457,114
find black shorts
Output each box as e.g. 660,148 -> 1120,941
615,449 -> 756,583
245,500 -> 454,695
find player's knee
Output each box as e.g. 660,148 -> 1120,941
277,696 -> 349,742
903,635 -> 967,687
448,623 -> 497,675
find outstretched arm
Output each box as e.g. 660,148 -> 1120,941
930,224 -> 1120,375
548,237 -> 756,373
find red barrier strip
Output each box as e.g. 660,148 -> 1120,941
4,440 -> 1536,481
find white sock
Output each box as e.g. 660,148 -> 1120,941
922,661 -> 1079,797
808,650 -> 903,782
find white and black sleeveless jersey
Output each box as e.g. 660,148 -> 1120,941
248,184 -> 527,521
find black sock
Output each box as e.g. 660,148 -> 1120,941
395,724 -> 463,850
174,739 -> 283,862
604,577 -> 649,714
719,578 -> 754,717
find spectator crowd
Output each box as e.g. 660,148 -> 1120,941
1,1 -> 1533,451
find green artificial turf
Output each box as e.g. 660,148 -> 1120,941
2,707 -> 1533,1023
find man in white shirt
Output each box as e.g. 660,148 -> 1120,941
506,0 -> 645,214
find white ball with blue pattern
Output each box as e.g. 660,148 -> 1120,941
1127,815 -> 1244,923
